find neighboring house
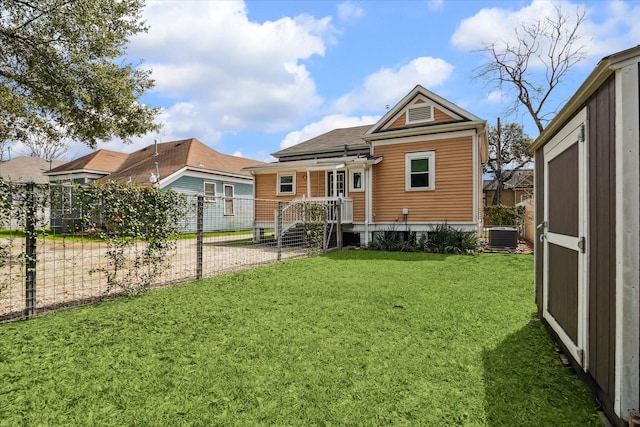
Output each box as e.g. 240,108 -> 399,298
44,138 -> 264,232
0,156 -> 66,229
482,169 -> 533,206
245,85 -> 488,246
531,45 -> 640,426
0,156 -> 65,183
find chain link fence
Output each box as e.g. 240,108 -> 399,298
0,183 -> 342,322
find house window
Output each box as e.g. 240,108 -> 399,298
405,151 -> 435,191
327,171 -> 346,197
224,184 -> 234,215
277,173 -> 295,195
204,182 -> 216,201
406,105 -> 434,124
350,169 -> 364,192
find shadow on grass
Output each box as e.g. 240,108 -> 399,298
483,315 -> 601,426
324,249 -> 453,262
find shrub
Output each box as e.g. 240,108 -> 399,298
368,222 -> 478,254
484,204 -> 524,227
426,222 -> 479,254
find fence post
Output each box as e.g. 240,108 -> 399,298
25,183 -> 37,318
276,201 -> 282,261
196,195 -> 204,280
336,199 -> 342,250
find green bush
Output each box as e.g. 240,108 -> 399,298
484,204 -> 525,227
368,222 -> 478,254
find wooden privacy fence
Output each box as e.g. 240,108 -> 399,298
0,183 -> 344,322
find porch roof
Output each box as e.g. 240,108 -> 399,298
243,155 -> 382,173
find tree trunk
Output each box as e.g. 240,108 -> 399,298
492,180 -> 504,205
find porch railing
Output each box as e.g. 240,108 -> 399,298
276,197 -> 353,237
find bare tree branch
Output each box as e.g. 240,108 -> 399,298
472,5 -> 587,135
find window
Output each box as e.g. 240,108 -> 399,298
406,104 -> 434,124
327,171 -> 346,197
350,169 -> 364,192
224,184 -> 234,215
405,151 -> 435,191
277,173 -> 295,195
204,182 -> 216,201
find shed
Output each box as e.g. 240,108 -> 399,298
531,45 -> 640,426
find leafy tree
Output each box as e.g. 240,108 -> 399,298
472,4 -> 587,133
485,119 -> 532,205
0,0 -> 159,151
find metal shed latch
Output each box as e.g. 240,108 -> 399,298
577,237 -> 586,253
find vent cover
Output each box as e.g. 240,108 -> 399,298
407,105 -> 433,123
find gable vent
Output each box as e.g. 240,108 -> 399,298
407,105 -> 434,124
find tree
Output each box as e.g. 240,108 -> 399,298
485,119 -> 532,205
473,5 -> 587,134
21,133 -> 68,160
0,0 -> 159,151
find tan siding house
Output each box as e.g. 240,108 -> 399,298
245,85 -> 488,245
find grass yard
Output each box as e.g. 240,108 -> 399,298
0,251 -> 600,426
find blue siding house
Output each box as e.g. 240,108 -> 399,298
45,138 -> 264,232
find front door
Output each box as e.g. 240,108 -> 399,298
327,171 -> 346,197
541,109 -> 588,368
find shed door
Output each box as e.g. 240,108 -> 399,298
542,109 -> 588,369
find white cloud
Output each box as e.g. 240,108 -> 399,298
580,0 -> 640,58
232,151 -> 243,158
125,0 -> 336,144
427,0 -> 444,12
337,1 -> 364,21
451,0 -> 640,65
332,57 -> 455,114
486,90 -> 507,104
279,114 -> 379,150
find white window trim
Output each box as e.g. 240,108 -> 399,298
406,103 -> 434,125
277,172 -> 296,196
204,181 -> 216,201
326,170 -> 347,197
349,169 -> 364,192
405,151 -> 435,191
223,184 -> 234,216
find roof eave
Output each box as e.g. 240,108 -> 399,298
271,143 -> 370,159
364,120 -> 487,142
43,169 -> 112,177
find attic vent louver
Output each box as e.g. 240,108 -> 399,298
407,105 -> 433,124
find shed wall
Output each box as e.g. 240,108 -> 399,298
587,74 -> 617,411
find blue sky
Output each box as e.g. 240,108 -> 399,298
60,0 -> 640,162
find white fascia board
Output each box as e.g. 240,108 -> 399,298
614,62 -> 640,419
44,169 -> 110,178
160,167 -> 253,188
370,128 -> 477,147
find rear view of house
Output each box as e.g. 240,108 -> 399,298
532,45 -> 640,426
245,85 -> 488,245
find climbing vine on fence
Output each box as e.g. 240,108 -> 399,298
0,179 -> 51,295
301,201 -> 328,254
76,181 -> 188,295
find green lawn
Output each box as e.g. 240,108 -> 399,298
0,251 -> 601,426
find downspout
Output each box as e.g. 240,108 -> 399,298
475,126 -> 488,235
364,163 -> 370,245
